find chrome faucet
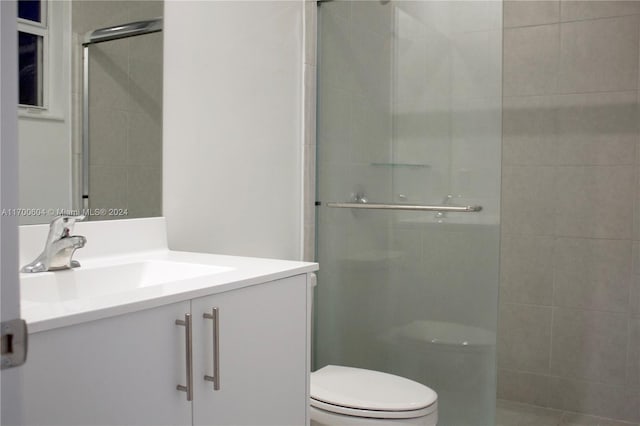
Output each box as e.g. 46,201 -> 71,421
21,215 -> 87,273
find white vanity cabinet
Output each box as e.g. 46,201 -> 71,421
22,275 -> 310,426
23,300 -> 193,426
191,275 -> 308,426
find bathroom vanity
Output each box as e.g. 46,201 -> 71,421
19,218 -> 318,426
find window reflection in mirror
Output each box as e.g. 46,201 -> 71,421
18,0 -> 46,108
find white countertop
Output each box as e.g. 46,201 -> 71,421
19,218 -> 318,333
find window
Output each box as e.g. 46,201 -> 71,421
18,0 -> 47,108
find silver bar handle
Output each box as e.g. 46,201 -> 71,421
325,202 -> 482,212
203,308 -> 220,390
175,314 -> 193,401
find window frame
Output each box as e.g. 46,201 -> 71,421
17,0 -> 49,111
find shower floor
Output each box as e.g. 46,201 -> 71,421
496,400 -> 639,426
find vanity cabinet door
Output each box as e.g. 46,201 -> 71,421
191,275 -> 309,426
22,301 -> 193,426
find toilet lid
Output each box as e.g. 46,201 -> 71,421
310,365 -> 437,418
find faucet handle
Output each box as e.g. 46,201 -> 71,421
48,215 -> 86,240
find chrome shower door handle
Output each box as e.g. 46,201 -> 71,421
325,202 -> 482,212
175,313 -> 193,401
203,307 -> 220,390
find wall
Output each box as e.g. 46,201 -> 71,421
498,1 -> 640,422
18,117 -> 71,223
1,0 -> 24,424
72,0 -> 163,221
163,1 -> 304,260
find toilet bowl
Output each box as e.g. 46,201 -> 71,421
310,365 -> 438,426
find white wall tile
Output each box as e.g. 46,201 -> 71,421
560,1 -> 640,22
89,165 -> 128,215
127,110 -> 161,168
497,400 -> 564,426
551,308 -> 628,385
498,303 -> 553,373
559,16 -> 639,93
634,165 -> 640,240
555,92 -> 638,165
500,235 -> 555,305
503,95 -> 558,166
631,275 -> 640,318
88,40 -> 130,112
504,1 -> 560,28
497,370 -> 552,407
628,318 -> 640,389
554,166 -> 634,239
553,238 -> 633,312
88,108 -> 128,167
548,376 -> 640,422
504,24 -> 560,96
501,166 -> 557,236
127,166 -> 161,219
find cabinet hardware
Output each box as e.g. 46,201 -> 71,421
175,314 -> 193,401
203,308 -> 220,390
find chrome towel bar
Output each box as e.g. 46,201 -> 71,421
325,202 -> 482,212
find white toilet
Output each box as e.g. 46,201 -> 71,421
310,365 -> 438,425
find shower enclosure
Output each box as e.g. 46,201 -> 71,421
314,2 -> 502,425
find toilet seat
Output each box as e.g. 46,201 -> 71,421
310,365 -> 438,420
310,398 -> 436,420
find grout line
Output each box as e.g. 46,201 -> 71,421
549,242 -> 557,377
504,89 -> 639,98
503,12 -> 640,30
636,10 -> 640,93
501,301 -> 629,316
501,233 -> 636,243
498,366 -> 631,388
504,163 -> 638,168
498,399 -> 639,426
503,165 -> 637,169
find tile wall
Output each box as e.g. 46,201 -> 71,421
72,1 -> 163,220
498,1 -> 640,422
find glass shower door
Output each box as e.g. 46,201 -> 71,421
315,2 -> 502,425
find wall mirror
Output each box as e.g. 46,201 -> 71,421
18,0 -> 163,225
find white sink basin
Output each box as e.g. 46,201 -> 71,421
21,260 -> 233,303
